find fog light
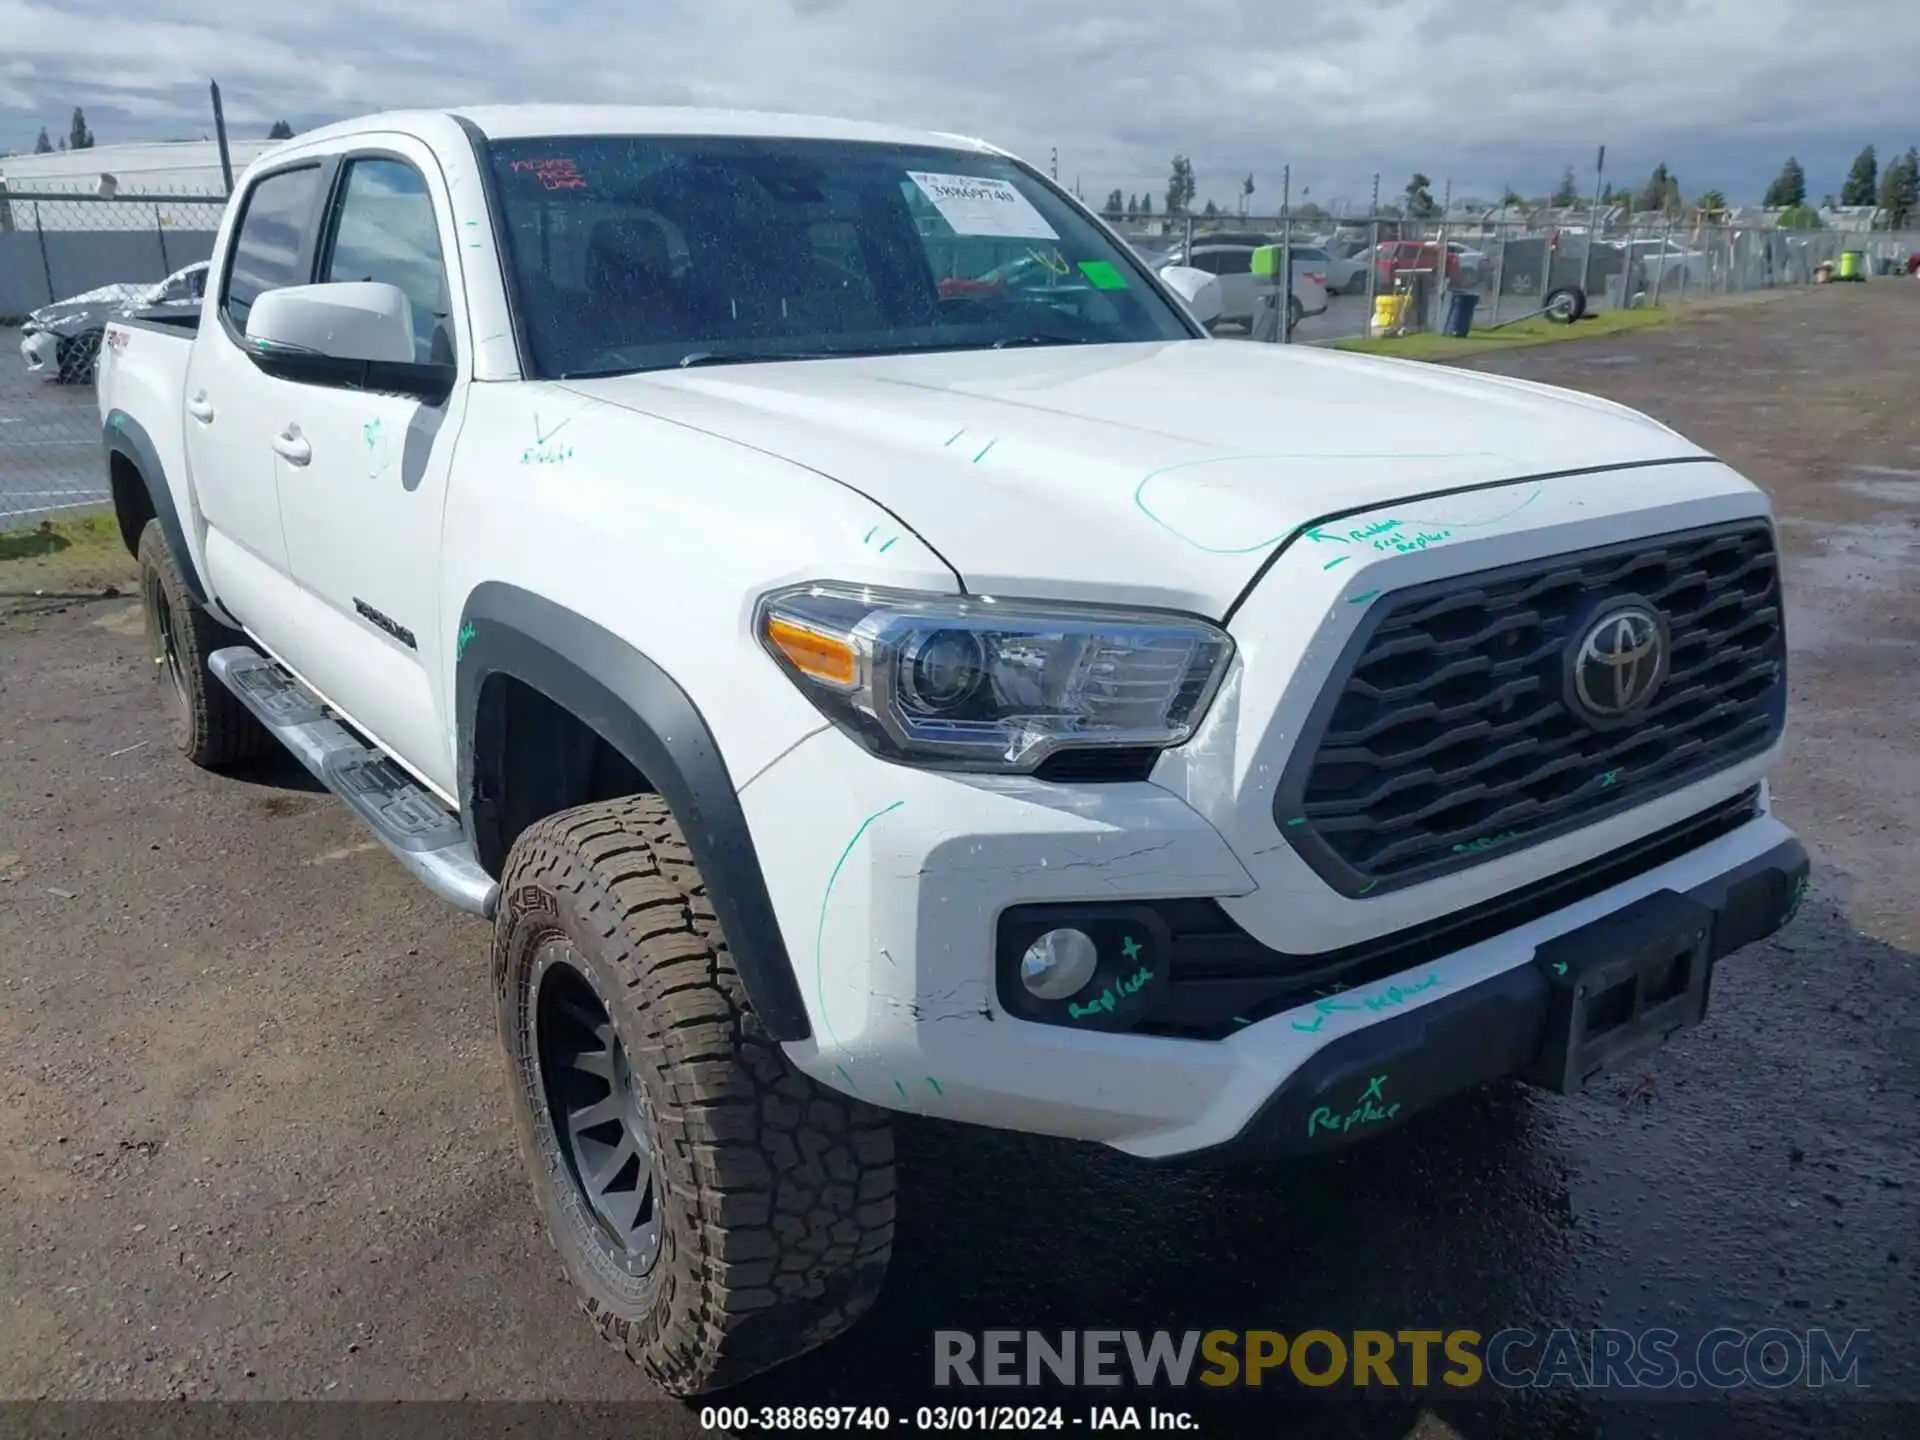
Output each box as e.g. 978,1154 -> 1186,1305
1019,928 -> 1099,1000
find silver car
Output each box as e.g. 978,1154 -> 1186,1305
20,261 -> 209,384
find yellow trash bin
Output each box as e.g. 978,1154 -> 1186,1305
1837,250 -> 1862,280
1371,293 -> 1408,336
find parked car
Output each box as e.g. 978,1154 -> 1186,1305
1617,238 -> 1707,292
1444,241 -> 1489,286
1155,242 -> 1329,328
1360,240 -> 1463,287
1287,243 -> 1369,295
20,262 -> 209,384
99,104 -> 1804,1396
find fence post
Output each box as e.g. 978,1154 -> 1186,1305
155,204 -> 172,273
31,202 -> 56,305
1277,163 -> 1292,343
1363,173 -> 1380,339
1649,211 -> 1672,308
1488,224 -> 1507,325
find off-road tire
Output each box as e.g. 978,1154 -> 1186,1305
494,794 -> 896,1396
56,329 -> 103,385
136,520 -> 273,768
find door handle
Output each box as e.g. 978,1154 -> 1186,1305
186,394 -> 215,423
271,427 -> 312,466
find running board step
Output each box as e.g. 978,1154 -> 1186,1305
208,647 -> 497,918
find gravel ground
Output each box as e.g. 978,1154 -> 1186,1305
0,285 -> 1915,1440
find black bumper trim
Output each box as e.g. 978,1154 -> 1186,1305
1185,835 -> 1808,1161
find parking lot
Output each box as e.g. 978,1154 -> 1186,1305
0,286 -> 1915,1439
0,333 -> 101,527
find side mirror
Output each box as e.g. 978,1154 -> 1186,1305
243,281 -> 454,403
1159,264 -> 1222,327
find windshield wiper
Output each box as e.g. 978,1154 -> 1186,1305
988,333 -> 1094,350
673,349 -> 840,369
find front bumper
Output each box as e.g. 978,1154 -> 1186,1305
740,722 -> 1804,1158
21,330 -> 58,373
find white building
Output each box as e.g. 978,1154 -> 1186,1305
1,138 -> 282,230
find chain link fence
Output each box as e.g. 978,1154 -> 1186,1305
1,190 -> 227,525
1110,211 -> 1920,341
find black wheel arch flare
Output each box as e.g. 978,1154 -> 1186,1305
454,582 -> 813,1041
102,409 -> 210,606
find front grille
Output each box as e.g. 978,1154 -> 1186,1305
1274,520 -> 1785,897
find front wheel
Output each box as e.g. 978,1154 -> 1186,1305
494,794 -> 896,1395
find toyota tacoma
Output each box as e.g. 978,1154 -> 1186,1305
94,105 -> 1806,1394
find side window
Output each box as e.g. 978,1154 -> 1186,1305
323,158 -> 453,365
1216,249 -> 1254,276
1186,251 -> 1222,275
224,165 -> 325,332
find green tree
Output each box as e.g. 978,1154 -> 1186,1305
1776,204 -> 1823,229
1551,165 -> 1579,206
1840,145 -> 1877,207
1102,188 -> 1124,219
1877,148 -> 1918,228
1125,193 -> 1138,220
1403,172 -> 1437,218
1694,188 -> 1728,217
68,106 -> 93,150
1202,198 -> 1219,217
1500,188 -> 1526,209
1762,156 -> 1806,208
1139,193 -> 1153,217
1637,162 -> 1681,214
1165,156 -> 1196,216
34,126 -> 53,152
1240,173 -> 1255,209
267,119 -> 294,139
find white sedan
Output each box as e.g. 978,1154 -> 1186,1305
1156,243 -> 1330,330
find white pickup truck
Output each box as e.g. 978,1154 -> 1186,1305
96,105 -> 1806,1394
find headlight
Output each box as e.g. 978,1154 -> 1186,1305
755,582 -> 1234,772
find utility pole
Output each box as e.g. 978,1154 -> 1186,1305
1050,147 -> 1057,181
209,80 -> 234,195
1365,170 -> 1381,326
1278,163 -> 1293,344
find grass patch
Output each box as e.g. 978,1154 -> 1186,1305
1334,304 -> 1676,360
0,511 -> 134,608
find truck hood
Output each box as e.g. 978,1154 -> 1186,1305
564,338 -> 1706,616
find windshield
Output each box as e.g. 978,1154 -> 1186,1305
484,135 -> 1198,378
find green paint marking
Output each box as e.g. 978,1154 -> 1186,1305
1348,590 -> 1382,605
1308,1073 -> 1403,1138
1077,259 -> 1129,290
972,438 -> 997,464
1232,1016 -> 1252,1026
835,1064 -> 858,1091
1068,966 -> 1153,1021
1452,829 -> 1523,855
944,429 -> 964,447
1600,769 -> 1621,788
1285,815 -> 1307,827
1121,935 -> 1143,963
894,1079 -> 909,1101
534,412 -> 570,445
1323,556 -> 1351,570
480,332 -> 508,343
877,536 -> 898,554
814,801 -> 906,1056
862,525 -> 878,543
1552,961 -> 1569,976
1357,878 -> 1379,894
925,1077 -> 943,1095
455,621 -> 476,660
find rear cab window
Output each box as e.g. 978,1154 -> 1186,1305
482,134 -> 1198,378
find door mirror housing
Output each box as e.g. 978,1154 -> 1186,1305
242,281 -> 454,403
1158,264 -> 1222,326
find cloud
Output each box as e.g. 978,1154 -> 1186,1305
2,0 -> 1916,202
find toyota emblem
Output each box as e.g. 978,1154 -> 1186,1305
1570,604 -> 1667,722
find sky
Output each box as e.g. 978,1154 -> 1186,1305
3,0 -> 1918,208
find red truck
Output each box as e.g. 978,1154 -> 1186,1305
1365,240 -> 1462,286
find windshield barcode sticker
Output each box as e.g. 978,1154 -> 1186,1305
907,171 -> 1058,239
